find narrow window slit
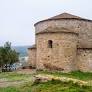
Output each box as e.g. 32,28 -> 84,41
48,40 -> 53,48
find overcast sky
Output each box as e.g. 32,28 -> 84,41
0,0 -> 92,46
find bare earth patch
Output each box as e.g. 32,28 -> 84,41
0,70 -> 34,87
16,69 -> 36,74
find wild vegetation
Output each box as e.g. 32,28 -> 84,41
31,79 -> 92,92
0,42 -> 19,72
0,79 -> 92,92
0,71 -> 92,92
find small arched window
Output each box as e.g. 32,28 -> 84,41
48,40 -> 53,48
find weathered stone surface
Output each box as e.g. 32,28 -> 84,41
36,31 -> 78,72
34,74 -> 88,86
28,48 -> 36,68
28,13 -> 92,72
77,49 -> 92,72
35,19 -> 92,48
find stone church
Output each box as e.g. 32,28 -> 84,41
28,13 -> 92,72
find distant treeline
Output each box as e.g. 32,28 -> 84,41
12,46 -> 30,57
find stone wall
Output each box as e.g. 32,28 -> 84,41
28,48 -> 36,68
35,19 -> 92,48
34,18 -> 92,72
36,31 -> 78,72
77,48 -> 92,72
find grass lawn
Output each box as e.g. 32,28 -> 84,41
0,80 -> 92,92
31,80 -> 92,92
0,71 -> 92,92
0,72 -> 32,81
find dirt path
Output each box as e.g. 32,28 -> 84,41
16,69 -> 36,74
0,77 -> 32,87
0,81 -> 25,87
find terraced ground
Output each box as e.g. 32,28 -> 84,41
0,70 -> 92,92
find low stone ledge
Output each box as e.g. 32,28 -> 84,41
34,74 -> 88,86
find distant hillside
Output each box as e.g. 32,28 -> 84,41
12,46 -> 30,57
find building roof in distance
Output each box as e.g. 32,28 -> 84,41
28,44 -> 36,49
34,12 -> 92,26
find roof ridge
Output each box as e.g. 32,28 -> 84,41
49,12 -> 82,20
34,12 -> 92,26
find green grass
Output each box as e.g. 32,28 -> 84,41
0,72 -> 32,81
0,87 -> 20,92
37,70 -> 92,80
31,80 -> 92,92
0,80 -> 92,92
0,71 -> 92,92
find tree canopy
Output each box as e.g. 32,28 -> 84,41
0,42 -> 19,72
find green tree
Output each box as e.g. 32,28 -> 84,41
0,47 -> 5,69
0,42 -> 19,72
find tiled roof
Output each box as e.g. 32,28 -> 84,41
48,13 -> 82,20
34,13 -> 92,26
